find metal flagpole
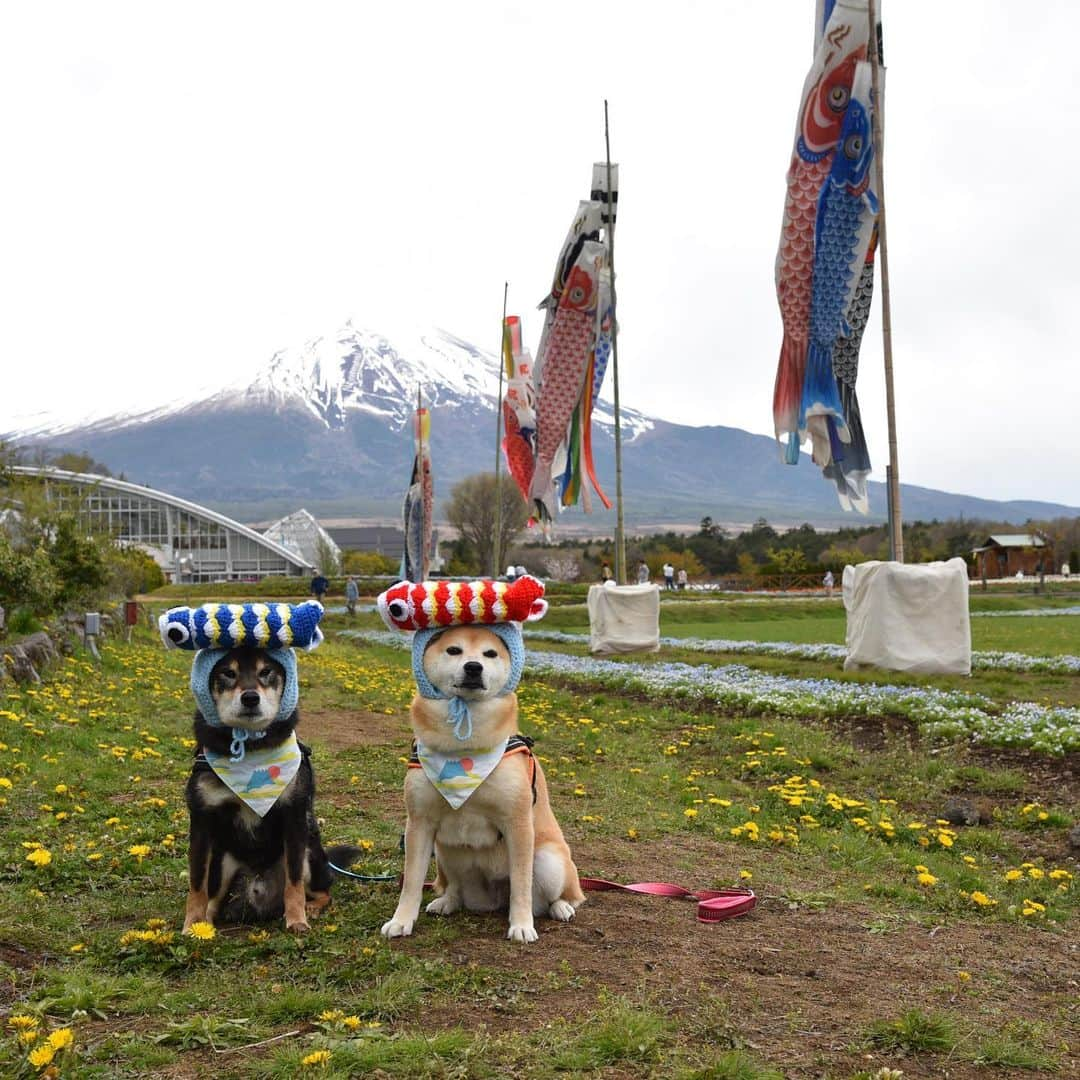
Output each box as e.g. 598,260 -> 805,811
492,282 -> 508,578
866,0 -> 903,562
604,99 -> 626,585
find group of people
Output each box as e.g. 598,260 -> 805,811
600,560 -> 688,589
310,572 -> 361,616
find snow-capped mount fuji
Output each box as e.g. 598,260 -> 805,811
244,324 -> 504,431
6,322 -> 1077,527
239,322 -> 653,438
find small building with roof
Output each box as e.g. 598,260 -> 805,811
971,533 -> 1052,579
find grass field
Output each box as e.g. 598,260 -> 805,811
0,595 -> 1076,1077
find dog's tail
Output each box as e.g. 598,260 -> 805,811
325,844 -> 365,876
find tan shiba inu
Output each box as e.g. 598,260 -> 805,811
381,624 -> 584,943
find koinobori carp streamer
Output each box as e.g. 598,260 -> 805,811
376,576 -> 548,632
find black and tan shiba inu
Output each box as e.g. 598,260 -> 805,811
183,648 -> 357,934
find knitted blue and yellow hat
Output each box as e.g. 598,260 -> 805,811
160,602 -> 323,760
159,602 -> 324,652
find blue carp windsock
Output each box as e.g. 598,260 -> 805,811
159,601 -> 324,652
376,576 -> 548,632
800,60 -> 878,464
773,0 -> 870,463
822,228 -> 876,512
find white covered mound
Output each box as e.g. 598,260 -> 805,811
843,557 -> 971,675
587,583 -> 660,655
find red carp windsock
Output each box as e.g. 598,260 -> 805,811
773,0 -> 869,464
501,315 -> 537,504
376,576 -> 548,632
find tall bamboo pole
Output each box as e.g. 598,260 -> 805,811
604,100 -> 626,585
866,0 -> 903,562
492,282 -> 509,577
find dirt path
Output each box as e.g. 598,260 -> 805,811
296,706 -> 1077,1078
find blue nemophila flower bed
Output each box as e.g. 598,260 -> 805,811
340,630 -> 1078,755
972,605 -> 1080,618
526,630 -> 1080,676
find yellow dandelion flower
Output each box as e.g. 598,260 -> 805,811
915,864 -> 929,873
739,870 -> 752,881
188,921 -> 215,941
128,844 -> 151,860
683,808 -> 698,818
342,1015 -> 362,1029
301,1049 -> 331,1067
969,891 -> 996,907
28,1044 -> 56,1068
26,848 -> 52,868
626,828 -> 638,840
8,1015 -> 38,1031
54,784 -> 68,795
69,943 -> 85,953
916,872 -> 938,887
1027,867 -> 1044,880
1048,869 -> 1072,881
1004,869 -> 1024,881
317,1009 -> 344,1022
48,1028 -> 74,1051
249,929 -> 270,944
956,970 -> 972,982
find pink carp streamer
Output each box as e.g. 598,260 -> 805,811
519,165 -> 618,528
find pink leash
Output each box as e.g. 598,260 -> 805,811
579,877 -> 756,923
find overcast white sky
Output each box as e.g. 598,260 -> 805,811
1,1 -> 1077,507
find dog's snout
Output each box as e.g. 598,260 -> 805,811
240,690 -> 261,710
463,661 -> 484,678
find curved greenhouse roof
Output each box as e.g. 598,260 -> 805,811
10,466 -> 311,582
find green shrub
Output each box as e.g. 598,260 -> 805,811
0,537 -> 59,615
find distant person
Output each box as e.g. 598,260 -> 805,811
345,575 -> 359,616
1015,569 -> 1024,580
600,561 -> 613,584
637,559 -> 650,585
823,570 -> 835,595
516,565 -> 527,579
506,564 -> 517,582
662,562 -> 675,590
310,571 -> 329,603
1063,562 -> 1071,579
677,567 -> 688,590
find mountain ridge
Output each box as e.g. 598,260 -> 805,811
5,322 -> 1077,529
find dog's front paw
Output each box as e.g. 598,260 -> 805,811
507,921 -> 538,943
287,919 -> 311,936
381,917 -> 415,938
425,894 -> 460,916
549,899 -> 577,922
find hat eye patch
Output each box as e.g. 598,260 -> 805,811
165,622 -> 190,646
387,600 -> 409,620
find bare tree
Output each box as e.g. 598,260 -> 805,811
444,474 -> 529,576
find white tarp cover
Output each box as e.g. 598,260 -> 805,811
587,583 -> 660,655
843,557 -> 971,675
